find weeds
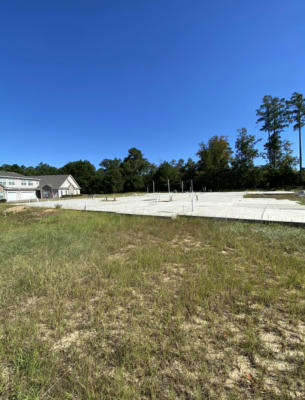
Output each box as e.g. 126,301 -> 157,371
0,207 -> 304,399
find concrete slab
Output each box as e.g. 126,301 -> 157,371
24,192 -> 305,225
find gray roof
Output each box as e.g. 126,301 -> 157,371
0,170 -> 29,178
0,171 -> 80,189
29,175 -> 80,189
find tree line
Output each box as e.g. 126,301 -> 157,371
2,93 -> 305,193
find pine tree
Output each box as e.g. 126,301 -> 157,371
256,96 -> 288,168
287,92 -> 305,174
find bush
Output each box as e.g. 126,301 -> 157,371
0,199 -> 7,203
61,194 -> 83,198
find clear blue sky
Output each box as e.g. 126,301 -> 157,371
1,0 -> 305,168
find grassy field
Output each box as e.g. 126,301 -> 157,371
0,204 -> 304,399
244,193 -> 305,206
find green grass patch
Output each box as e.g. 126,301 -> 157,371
0,206 -> 304,399
244,193 -> 305,206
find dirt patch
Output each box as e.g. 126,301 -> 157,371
20,296 -> 39,312
3,206 -> 59,220
42,209 -> 58,214
225,355 -> 256,388
53,330 -> 96,351
260,331 -> 282,353
170,236 -> 203,251
162,263 -> 187,283
5,206 -> 26,214
107,244 -> 136,261
181,315 -> 208,332
221,247 -> 235,255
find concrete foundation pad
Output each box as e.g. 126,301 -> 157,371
24,192 -> 305,225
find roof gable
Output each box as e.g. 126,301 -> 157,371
29,175 -> 80,189
29,175 -> 69,189
62,175 -> 81,189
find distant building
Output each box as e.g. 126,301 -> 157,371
0,171 -> 81,202
0,171 -> 40,201
30,175 -> 81,199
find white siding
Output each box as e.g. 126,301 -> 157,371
59,176 -> 80,197
67,176 -> 77,187
6,191 -> 37,202
1,177 -> 40,189
60,178 -> 70,190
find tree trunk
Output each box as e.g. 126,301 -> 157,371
268,131 -> 271,166
299,125 -> 302,174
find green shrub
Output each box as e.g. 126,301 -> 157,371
61,194 -> 83,198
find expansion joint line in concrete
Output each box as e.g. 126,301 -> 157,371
260,206 -> 267,221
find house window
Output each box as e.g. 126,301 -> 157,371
21,180 -> 27,186
0,192 -> 3,199
28,181 -> 34,186
8,180 -> 15,186
0,179 -> 5,186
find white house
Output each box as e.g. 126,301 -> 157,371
0,171 -> 81,202
30,175 -> 81,199
0,171 -> 40,202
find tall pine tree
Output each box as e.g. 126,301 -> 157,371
256,96 -> 288,168
287,92 -> 305,174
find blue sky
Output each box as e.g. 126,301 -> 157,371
1,0 -> 305,168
